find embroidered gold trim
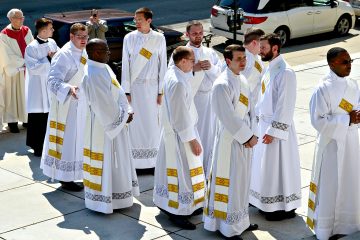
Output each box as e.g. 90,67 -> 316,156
255,61 -> 262,73
49,121 -> 65,131
214,210 -> 227,220
262,81 -> 265,94
83,148 -> 104,161
111,79 -> 120,88
214,193 -> 229,203
339,98 -> 353,113
239,93 -> 248,107
308,199 -> 315,211
83,179 -> 101,191
80,56 -> 87,65
140,47 -> 152,60
168,184 -> 179,193
48,149 -> 61,159
190,167 -> 203,177
310,182 -> 317,194
49,135 -> 63,145
168,200 -> 179,209
194,196 -> 205,205
192,182 -> 205,192
215,177 -> 230,187
167,168 -> 178,177
83,163 -> 103,176
307,217 -> 314,229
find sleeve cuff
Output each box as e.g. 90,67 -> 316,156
233,124 -> 254,144
178,125 -> 197,143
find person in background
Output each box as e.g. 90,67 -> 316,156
24,18 -> 59,157
86,9 -> 108,41
0,8 -> 33,133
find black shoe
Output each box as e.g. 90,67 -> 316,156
59,181 -> 84,192
245,223 -> 258,231
34,149 -> 42,157
258,209 -> 266,215
169,216 -> 196,230
265,209 -> 296,221
22,123 -> 28,128
225,235 -> 243,240
191,208 -> 203,216
329,234 -> 347,240
8,122 -> 20,133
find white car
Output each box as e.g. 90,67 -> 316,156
348,0 -> 360,16
210,0 -> 356,45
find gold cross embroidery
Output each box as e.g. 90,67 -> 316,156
140,48 -> 152,60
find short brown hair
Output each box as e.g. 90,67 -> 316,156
35,18 -> 53,32
70,23 -> 87,35
135,7 -> 153,20
223,44 -> 245,61
244,28 -> 265,45
186,20 -> 203,33
260,33 -> 282,53
172,46 -> 192,64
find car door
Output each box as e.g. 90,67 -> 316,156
285,0 -> 314,38
312,0 -> 337,33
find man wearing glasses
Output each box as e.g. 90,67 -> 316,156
0,8 -> 33,133
121,7 -> 167,170
41,23 -> 88,192
307,47 -> 360,240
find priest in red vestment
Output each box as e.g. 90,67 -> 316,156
0,8 -> 33,133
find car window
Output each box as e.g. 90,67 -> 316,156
261,0 -> 287,12
313,0 -> 331,6
217,0 -> 261,13
286,0 -> 313,10
52,22 -> 70,48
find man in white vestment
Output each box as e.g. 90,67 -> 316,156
40,23 -> 88,192
121,7 -> 167,169
0,8 -> 33,133
203,45 -> 258,240
24,18 -> 58,157
169,21 -> 221,178
242,28 -> 265,107
82,39 -> 139,213
154,46 -> 205,230
249,33 -> 301,221
307,47 -> 360,240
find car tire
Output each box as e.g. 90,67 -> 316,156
274,27 -> 289,46
334,15 -> 351,36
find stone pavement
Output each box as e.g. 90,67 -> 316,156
1,53 -> 360,240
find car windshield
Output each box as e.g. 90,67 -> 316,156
217,0 -> 262,13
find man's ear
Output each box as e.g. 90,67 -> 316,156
272,45 -> 278,54
225,58 -> 231,66
147,18 -> 152,25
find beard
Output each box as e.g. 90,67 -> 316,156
261,50 -> 274,62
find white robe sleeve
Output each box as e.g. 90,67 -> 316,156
48,52 -> 73,104
0,34 -> 24,77
158,36 -> 167,94
121,34 -> 131,94
309,84 -> 350,142
212,83 -> 253,144
168,82 -> 197,142
83,73 -> 128,140
266,69 -> 296,140
24,45 -> 50,75
204,49 -> 221,81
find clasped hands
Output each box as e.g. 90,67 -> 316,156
349,110 -> 360,125
193,60 -> 211,72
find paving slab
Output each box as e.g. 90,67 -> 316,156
298,142 -> 316,171
0,168 -> 34,192
0,209 -> 170,240
0,183 -> 84,234
154,233 -> 189,240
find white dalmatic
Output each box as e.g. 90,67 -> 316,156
121,29 -> 167,169
168,43 -> 222,178
40,41 -> 87,182
154,65 -> 205,215
82,60 -> 139,214
249,55 -> 302,212
307,70 -> 360,240
203,68 -> 255,237
242,48 -> 264,107
24,38 -> 59,113
0,25 -> 33,124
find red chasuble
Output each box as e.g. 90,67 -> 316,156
1,26 -> 29,57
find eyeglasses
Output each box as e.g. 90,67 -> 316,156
12,16 -> 25,20
334,59 -> 354,65
75,34 -> 89,40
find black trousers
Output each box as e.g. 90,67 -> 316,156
26,112 -> 49,152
